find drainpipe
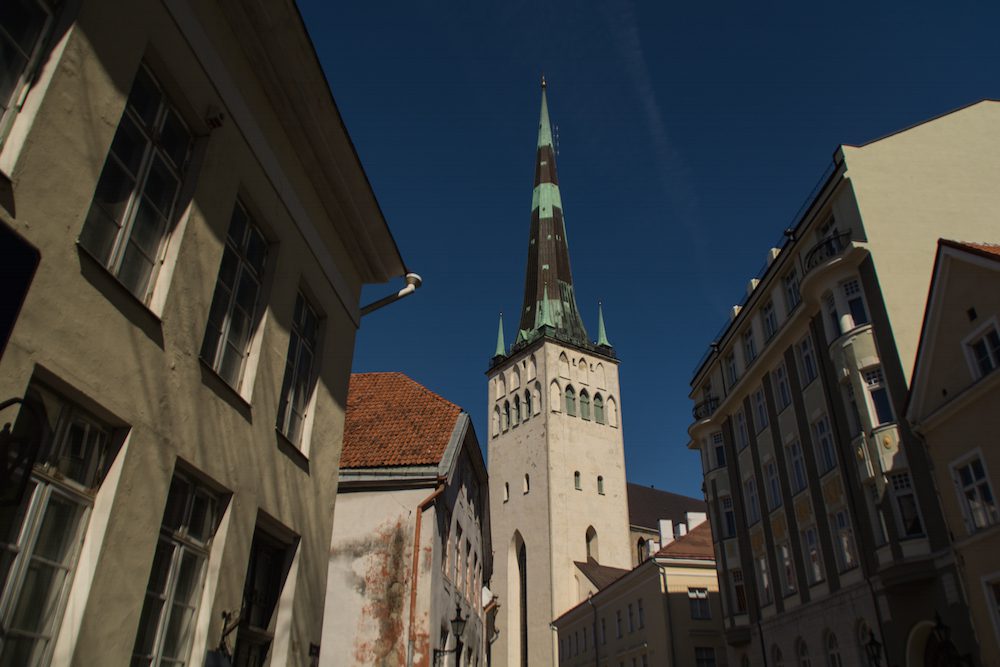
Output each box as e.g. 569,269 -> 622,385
658,564 -> 677,667
407,481 -> 446,667
361,273 -> 422,316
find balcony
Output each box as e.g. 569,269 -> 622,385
692,396 -> 719,420
804,231 -> 851,273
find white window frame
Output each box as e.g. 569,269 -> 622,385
798,334 -> 818,385
688,587 -> 711,620
888,472 -> 924,539
801,526 -> 824,584
830,509 -> 858,572
743,329 -> 757,365
754,388 -> 768,432
762,300 -> 778,340
951,451 -> 999,533
783,268 -> 801,313
774,364 -> 791,411
841,279 -> 869,329
735,410 -> 749,450
862,367 -> 894,426
712,432 -> 726,469
962,318 -> 1000,380
0,0 -> 54,150
812,415 -> 836,474
276,291 -> 321,449
744,477 -> 761,525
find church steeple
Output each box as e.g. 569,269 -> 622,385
516,78 -> 589,347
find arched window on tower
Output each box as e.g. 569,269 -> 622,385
578,358 -> 588,384
523,474 -> 530,494
549,381 -> 561,413
513,395 -> 521,425
607,396 -> 618,427
597,475 -> 604,495
503,483 -> 509,502
511,366 -> 521,391
579,390 -> 591,420
492,407 -> 500,437
596,363 -> 607,389
574,471 -> 581,490
503,401 -> 511,431
559,352 -> 570,378
533,382 -> 542,415
586,526 -> 599,561
637,537 -> 646,563
524,390 -> 532,420
565,386 -> 577,417
594,394 -> 605,424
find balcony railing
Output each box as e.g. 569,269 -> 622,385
804,230 -> 851,272
692,396 -> 719,420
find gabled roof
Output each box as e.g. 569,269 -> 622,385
626,483 -> 705,531
654,522 -> 714,561
340,372 -> 462,469
573,558 -> 630,591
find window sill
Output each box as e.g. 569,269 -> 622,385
275,428 -> 310,474
199,358 -> 252,419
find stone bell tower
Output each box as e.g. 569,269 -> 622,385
487,78 -> 631,667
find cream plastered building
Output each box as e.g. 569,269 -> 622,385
908,241 -> 1000,666
688,101 -> 1000,667
487,80 -> 632,667
0,1 -> 413,665
553,521 -> 726,667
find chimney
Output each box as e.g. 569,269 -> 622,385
686,512 -> 707,529
658,519 -> 674,546
675,523 -> 688,537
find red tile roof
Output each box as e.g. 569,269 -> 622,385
941,240 -> 1000,261
340,372 -> 462,469
654,521 -> 715,560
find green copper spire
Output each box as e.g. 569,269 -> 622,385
494,312 -> 506,358
596,302 -> 611,347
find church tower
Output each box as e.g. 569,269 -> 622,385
487,80 -> 631,667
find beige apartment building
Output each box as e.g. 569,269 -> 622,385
0,1 -> 412,665
687,101 -> 1000,667
553,520 -> 726,667
908,240 -> 1000,666
320,373 -> 493,667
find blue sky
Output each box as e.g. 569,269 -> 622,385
298,0 -> 1000,499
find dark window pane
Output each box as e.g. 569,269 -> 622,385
127,68 -> 161,128
0,39 -> 29,108
0,0 -> 47,55
109,116 -> 149,177
117,243 -> 154,298
159,109 -> 190,169
127,199 -> 167,258
142,156 -> 179,216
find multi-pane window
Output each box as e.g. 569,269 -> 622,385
132,475 -> 219,666
753,388 -> 768,432
721,496 -> 736,538
830,510 -> 858,572
757,556 -> 772,604
0,384 -> 117,666
801,527 -> 823,584
778,543 -> 796,595
1,1 -> 51,137
736,410 -> 749,450
276,292 -> 319,446
744,477 -> 760,525
637,598 -> 644,628
615,610 -> 622,638
712,432 -> 726,468
627,603 -> 634,632
743,329 -> 757,365
232,530 -> 292,666
201,202 -> 268,389
889,473 -> 924,538
574,471 -> 581,490
842,280 -> 869,328
762,301 -> 778,340
725,353 -> 738,388
695,647 -> 717,667
765,461 -> 782,510
731,568 -> 747,613
787,440 -> 807,494
863,368 -> 894,425
774,364 -> 791,411
812,415 -> 836,474
688,588 -> 710,619
954,457 -> 998,531
784,268 -> 801,312
579,391 -> 591,420
798,335 -> 818,385
968,326 -> 1000,378
79,65 -> 193,302
565,386 -> 577,417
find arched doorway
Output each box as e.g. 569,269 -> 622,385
508,531 -> 528,667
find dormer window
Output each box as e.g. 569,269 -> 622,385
968,325 -> 1000,378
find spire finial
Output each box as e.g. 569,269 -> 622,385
494,312 -> 506,358
597,301 -> 611,347
541,73 -> 547,89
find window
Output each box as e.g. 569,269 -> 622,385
695,647 -> 717,667
524,390 -> 532,420
773,645 -> 785,667
627,603 -> 634,632
513,394 -> 521,425
275,292 -> 320,447
616,609 -> 622,638
574,471 -> 582,490
637,598 -> 644,628
968,326 -> 1000,377
503,483 -> 509,503
842,280 -> 868,328
784,268 -> 801,312
79,65 -> 193,302
594,394 -> 604,424
787,440 -> 807,493
954,456 -> 998,531
754,388 -> 768,432
797,639 -> 811,667
200,202 -> 268,389
863,368 -> 894,425
454,525 -> 463,584
798,335 -> 818,385
802,526 -> 823,584
812,415 -> 836,474
766,461 -> 782,510
843,383 -> 863,437
831,509 -> 858,571
744,477 -> 760,524
0,0 -> 51,142
778,542 -> 796,595
721,496 -> 736,538
523,474 -> 530,494
757,556 -> 772,604
441,510 -> 451,576
232,529 -> 292,667
712,432 -> 726,468
725,353 -> 739,388
597,476 -> 605,495
736,410 -> 749,450
774,364 -> 791,411
824,294 -> 841,342
565,386 -> 577,417
763,301 -> 778,340
579,391 -> 591,420
132,475 -> 220,666
0,384 -> 118,666
743,329 -> 757,365
889,473 -> 924,538
825,632 -> 842,667
732,568 -> 747,613
688,587 -> 711,619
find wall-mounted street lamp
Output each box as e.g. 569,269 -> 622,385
865,630 -> 883,667
433,604 -> 468,666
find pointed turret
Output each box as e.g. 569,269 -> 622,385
596,302 -> 611,347
516,78 -> 589,346
494,313 -> 506,358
